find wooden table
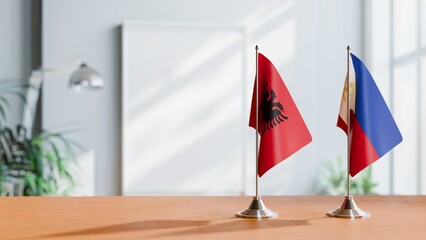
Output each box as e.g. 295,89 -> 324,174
1,196 -> 425,239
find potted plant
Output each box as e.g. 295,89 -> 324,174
0,79 -> 80,196
318,156 -> 378,195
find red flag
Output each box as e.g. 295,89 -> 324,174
249,53 -> 312,177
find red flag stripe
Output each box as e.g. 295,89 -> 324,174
350,116 -> 380,176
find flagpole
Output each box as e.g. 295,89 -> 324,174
346,45 -> 351,197
236,45 -> 277,219
255,45 -> 259,198
326,46 -> 369,219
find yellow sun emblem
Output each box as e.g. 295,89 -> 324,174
342,81 -> 354,102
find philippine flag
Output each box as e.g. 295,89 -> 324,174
337,53 -> 403,177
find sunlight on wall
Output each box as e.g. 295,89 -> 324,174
173,31 -> 244,79
242,0 -> 294,31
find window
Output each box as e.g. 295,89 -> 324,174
366,0 -> 426,194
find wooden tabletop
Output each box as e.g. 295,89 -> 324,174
1,196 -> 425,239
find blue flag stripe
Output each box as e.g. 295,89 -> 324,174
351,53 -> 403,157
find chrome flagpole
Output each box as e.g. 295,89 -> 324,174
236,45 -> 277,219
327,46 -> 369,219
256,44 -> 259,199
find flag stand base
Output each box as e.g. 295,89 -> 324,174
327,195 -> 370,219
236,196 -> 277,219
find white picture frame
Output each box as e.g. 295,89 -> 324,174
121,21 -> 248,195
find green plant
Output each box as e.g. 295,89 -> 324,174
318,156 -> 378,195
0,78 -> 81,196
0,126 -> 83,196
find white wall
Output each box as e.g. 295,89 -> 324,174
0,0 -> 32,127
42,0 -> 363,195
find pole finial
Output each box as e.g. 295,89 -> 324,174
347,45 -> 351,51
255,45 -> 259,50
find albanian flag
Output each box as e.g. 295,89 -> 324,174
249,53 -> 312,177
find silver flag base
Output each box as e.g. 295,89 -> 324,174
236,196 -> 278,219
327,195 -> 370,219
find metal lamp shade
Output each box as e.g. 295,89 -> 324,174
69,63 -> 104,90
